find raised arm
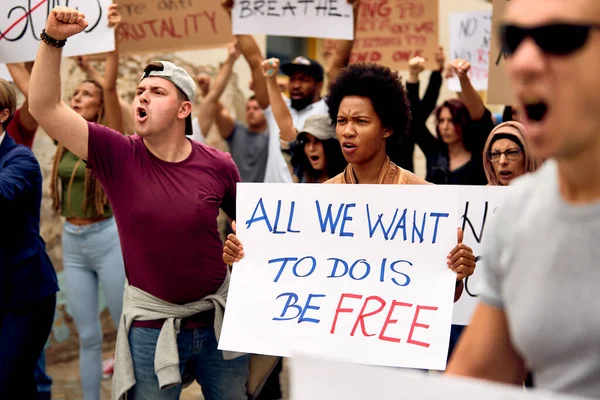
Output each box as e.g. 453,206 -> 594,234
451,59 -> 486,121
421,46 -> 445,119
75,55 -> 103,85
221,0 -> 269,109
326,0 -> 361,84
29,7 -> 91,160
262,58 -> 296,142
7,62 -> 38,132
215,102 -> 236,140
198,42 -> 240,137
102,4 -> 123,132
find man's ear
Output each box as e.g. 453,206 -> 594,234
178,102 -> 192,121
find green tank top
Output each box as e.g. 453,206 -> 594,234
57,150 -> 113,219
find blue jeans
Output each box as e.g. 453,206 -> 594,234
63,217 -> 126,400
128,327 -> 250,400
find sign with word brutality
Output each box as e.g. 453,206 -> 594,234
448,10 -> 492,92
487,0 -> 513,105
115,0 -> 233,54
232,0 -> 354,40
350,0 -> 438,70
0,0 -> 115,63
220,183 -> 459,370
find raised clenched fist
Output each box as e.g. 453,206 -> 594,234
45,7 -> 88,41
408,56 -> 426,76
451,59 -> 471,80
107,4 -> 122,28
261,58 -> 280,78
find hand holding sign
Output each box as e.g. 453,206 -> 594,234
107,4 -> 122,29
447,228 -> 476,281
46,7 -> 89,41
261,58 -> 280,78
223,221 -> 244,265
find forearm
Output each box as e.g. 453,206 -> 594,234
459,76 -> 485,120
266,78 -> 295,142
18,99 -> 39,132
103,48 -> 123,132
206,59 -> 235,104
422,71 -> 442,118
6,63 -> 30,97
29,44 -> 63,117
237,35 -> 269,108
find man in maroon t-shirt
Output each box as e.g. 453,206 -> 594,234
29,7 -> 249,399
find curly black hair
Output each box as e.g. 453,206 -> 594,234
325,63 -> 412,158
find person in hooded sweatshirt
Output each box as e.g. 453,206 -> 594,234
483,121 -> 543,186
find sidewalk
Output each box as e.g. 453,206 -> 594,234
47,350 -> 204,400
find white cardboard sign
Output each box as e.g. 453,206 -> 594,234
452,185 -> 508,325
447,10 -> 492,92
290,356 -> 589,400
0,0 -> 115,63
220,183 -> 459,371
232,0 -> 354,40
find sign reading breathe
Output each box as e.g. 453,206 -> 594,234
219,183 -> 460,371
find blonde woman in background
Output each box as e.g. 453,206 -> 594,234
49,5 -> 126,398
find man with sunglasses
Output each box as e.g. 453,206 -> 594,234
447,1 -> 600,397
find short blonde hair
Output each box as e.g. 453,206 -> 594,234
0,79 -> 16,130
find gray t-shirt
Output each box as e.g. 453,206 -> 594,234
480,160 -> 600,398
227,122 -> 269,183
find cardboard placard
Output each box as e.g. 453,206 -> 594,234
487,0 -> 514,105
447,10 -> 492,92
0,0 -> 115,63
114,0 -> 233,55
220,183 -> 459,371
290,356 -> 589,400
350,0 -> 439,70
232,0 -> 354,40
452,186 -> 508,325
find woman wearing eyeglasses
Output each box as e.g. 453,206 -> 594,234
483,121 -> 542,186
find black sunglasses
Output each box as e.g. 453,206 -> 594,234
501,23 -> 600,56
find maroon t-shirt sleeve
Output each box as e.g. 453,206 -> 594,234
86,122 -> 131,189
221,153 -> 241,221
6,108 -> 37,148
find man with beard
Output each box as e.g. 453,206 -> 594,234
221,0 -> 359,183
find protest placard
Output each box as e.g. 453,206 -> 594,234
350,0 -> 438,70
447,10 -> 492,92
452,186 -> 509,326
0,64 -> 10,81
290,356 -> 588,399
0,0 -> 115,63
219,183 -> 459,371
232,0 -> 354,40
115,0 -> 233,55
487,0 -> 514,105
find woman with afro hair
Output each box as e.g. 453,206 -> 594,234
224,63 -> 476,302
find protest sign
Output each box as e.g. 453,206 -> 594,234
115,0 -> 233,55
219,183 -> 459,371
0,64 -> 10,81
447,10 -> 492,92
487,0 -> 514,105
232,0 -> 354,40
350,0 -> 438,70
452,186 -> 509,326
290,356 -> 589,399
0,0 -> 115,63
